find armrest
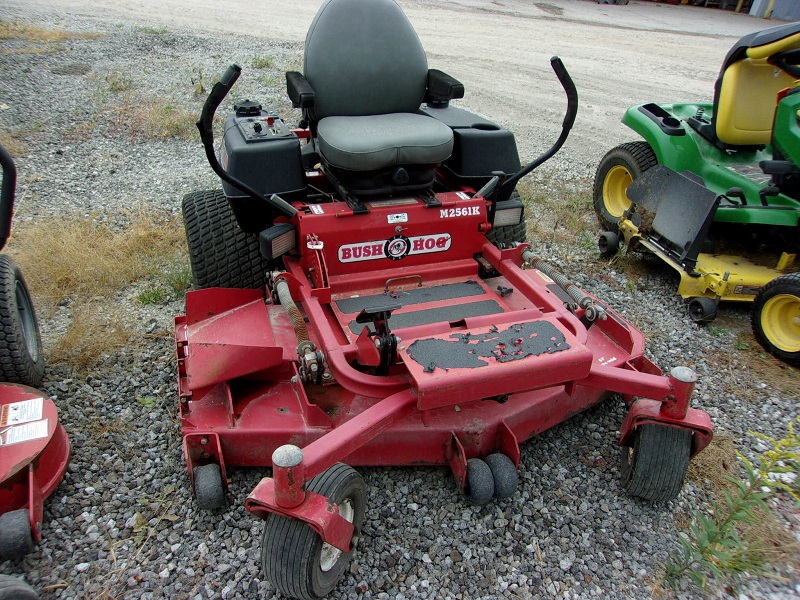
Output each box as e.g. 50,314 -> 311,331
425,69 -> 465,105
286,71 -> 315,109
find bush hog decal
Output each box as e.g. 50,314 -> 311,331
338,233 -> 452,263
407,321 -> 570,372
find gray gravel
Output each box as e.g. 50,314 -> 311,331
1,3 -> 799,600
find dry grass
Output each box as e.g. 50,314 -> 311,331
7,210 -> 187,369
122,97 -> 197,140
687,433 -> 738,492
49,304 -> 134,369
8,209 -> 187,311
0,19 -> 102,54
0,130 -> 25,157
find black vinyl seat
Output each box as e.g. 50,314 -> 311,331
287,0 -> 463,195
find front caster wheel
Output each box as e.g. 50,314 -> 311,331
193,463 -> 226,511
752,272 -> 800,366
463,458 -> 494,506
485,453 -> 518,500
262,463 -> 366,600
687,296 -> 718,324
0,509 -> 35,559
621,424 -> 692,502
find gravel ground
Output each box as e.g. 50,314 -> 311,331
1,3 -> 799,600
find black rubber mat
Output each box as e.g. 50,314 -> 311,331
407,320 -> 570,371
336,281 -> 486,314
348,299 -> 503,334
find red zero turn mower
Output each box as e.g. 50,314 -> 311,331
0,144 -> 69,576
176,0 -> 713,597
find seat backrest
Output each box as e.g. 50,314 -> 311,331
304,0 -> 428,122
714,23 -> 800,147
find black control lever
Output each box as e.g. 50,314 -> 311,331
196,64 -> 297,220
499,57 -> 578,196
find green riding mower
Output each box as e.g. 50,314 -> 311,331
593,21 -> 800,366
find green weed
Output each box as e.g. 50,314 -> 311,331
665,417 -> 800,590
139,26 -> 168,35
251,54 -> 274,69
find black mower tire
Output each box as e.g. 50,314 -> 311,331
486,191 -> 527,247
0,509 -> 35,559
687,296 -> 718,325
485,453 -> 518,500
621,424 -> 692,502
0,575 -> 39,600
0,255 -> 44,388
593,142 -> 657,233
193,463 -> 226,511
262,463 -> 366,600
463,458 -> 495,506
751,272 -> 800,366
182,190 -> 269,290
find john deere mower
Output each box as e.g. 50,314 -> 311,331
176,0 -> 712,597
594,21 -> 800,366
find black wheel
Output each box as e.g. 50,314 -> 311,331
463,458 -> 494,506
262,463 -> 366,600
598,231 -> 620,257
0,575 -> 39,600
593,142 -> 657,233
621,424 -> 692,502
182,190 -> 270,289
486,191 -> 527,247
0,509 -> 35,559
687,296 -> 718,324
485,453 -> 518,500
193,463 -> 226,511
751,272 -> 800,366
0,255 -> 44,388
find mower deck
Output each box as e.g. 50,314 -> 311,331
177,236 -> 711,480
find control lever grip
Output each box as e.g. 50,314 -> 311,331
198,64 -> 241,143
550,57 -> 578,132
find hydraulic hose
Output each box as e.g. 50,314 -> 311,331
275,278 -> 310,345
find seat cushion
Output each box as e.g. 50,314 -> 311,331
317,113 -> 454,171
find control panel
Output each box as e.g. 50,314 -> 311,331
235,111 -> 294,143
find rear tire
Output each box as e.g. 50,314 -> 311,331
261,463 -> 366,600
752,272 -> 800,366
593,142 -> 657,233
182,190 -> 270,289
0,255 -> 44,388
621,424 -> 691,502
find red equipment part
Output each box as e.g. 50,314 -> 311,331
0,384 -> 70,554
176,193 -> 713,556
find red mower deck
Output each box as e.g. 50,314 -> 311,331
0,385 -> 70,558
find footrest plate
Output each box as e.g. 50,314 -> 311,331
399,317 -> 592,410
